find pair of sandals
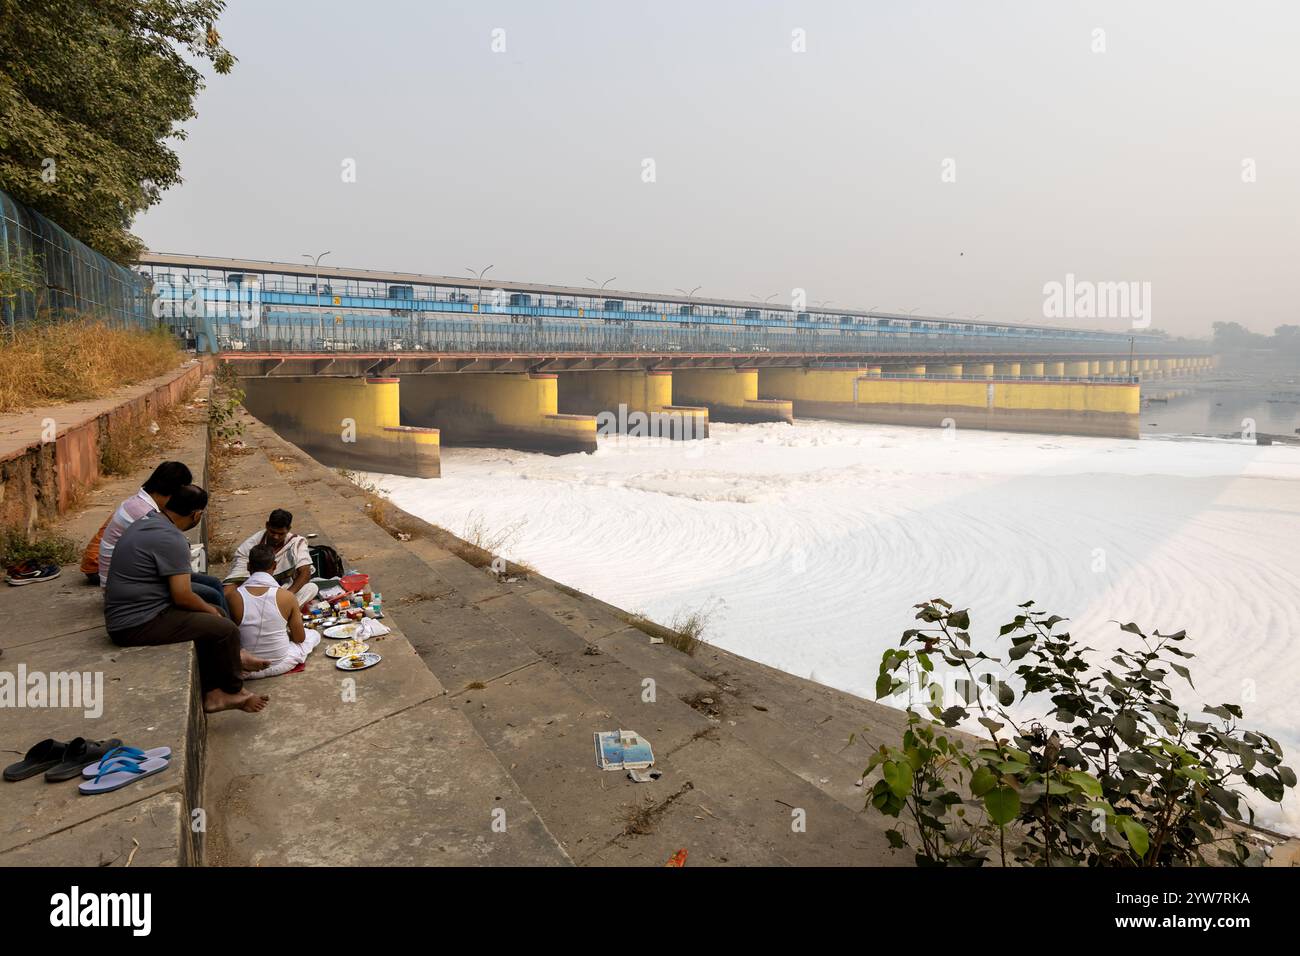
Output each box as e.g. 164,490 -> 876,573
78,745 -> 172,795
3,738 -> 171,793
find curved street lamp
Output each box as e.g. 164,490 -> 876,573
302,251 -> 331,343
466,265 -> 494,308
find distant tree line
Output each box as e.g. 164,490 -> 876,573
0,1 -> 235,264
1212,322 -> 1300,353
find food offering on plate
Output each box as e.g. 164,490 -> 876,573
323,621 -> 364,640
325,639 -> 370,659
335,652 -> 381,671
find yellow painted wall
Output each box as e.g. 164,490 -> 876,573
562,369 -> 672,412
995,381 -> 1138,414
759,367 -> 862,403
240,376 -> 440,477
853,378 -> 1139,414
402,373 -> 596,449
855,379 -> 989,409
673,368 -> 758,404
242,376 -> 397,439
403,373 -> 556,428
558,370 -> 707,437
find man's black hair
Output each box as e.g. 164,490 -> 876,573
247,543 -> 277,573
167,484 -> 209,517
142,461 -> 193,497
267,508 -> 293,529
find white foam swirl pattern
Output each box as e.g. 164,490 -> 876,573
367,421 -> 1300,832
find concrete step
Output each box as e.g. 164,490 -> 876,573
238,415 -> 910,864
203,415 -> 571,866
0,381 -> 215,867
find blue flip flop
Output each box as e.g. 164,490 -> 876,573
78,756 -> 170,795
81,745 -> 172,778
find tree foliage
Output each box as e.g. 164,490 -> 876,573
1212,321 -> 1300,353
863,600 -> 1295,866
0,0 -> 235,263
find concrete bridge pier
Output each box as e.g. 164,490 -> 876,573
672,367 -> 793,423
556,369 -> 708,439
994,362 -> 1021,379
757,367 -> 867,419
240,375 -> 441,478
401,373 -> 597,453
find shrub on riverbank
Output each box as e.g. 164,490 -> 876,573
0,321 -> 181,413
865,599 -> 1295,866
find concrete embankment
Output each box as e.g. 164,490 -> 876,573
0,359 -> 211,532
208,406 -> 920,865
0,384 -> 213,866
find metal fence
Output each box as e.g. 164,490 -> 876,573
0,188 -> 152,331
192,309 -> 1207,359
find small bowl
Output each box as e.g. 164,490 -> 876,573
341,574 -> 369,593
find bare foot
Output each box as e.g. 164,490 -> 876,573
241,649 -> 272,671
204,688 -> 270,714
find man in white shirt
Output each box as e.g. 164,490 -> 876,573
222,509 -> 318,607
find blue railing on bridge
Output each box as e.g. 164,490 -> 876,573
145,272 -> 1178,352
189,309 -> 1204,359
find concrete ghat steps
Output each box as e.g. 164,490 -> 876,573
203,427 -> 568,866
238,411 -> 909,865
0,383 -> 216,867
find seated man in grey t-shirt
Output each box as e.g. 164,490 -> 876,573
105,485 -> 271,715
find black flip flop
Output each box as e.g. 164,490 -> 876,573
44,737 -> 124,783
3,739 -> 70,782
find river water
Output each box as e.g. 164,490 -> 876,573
367,362 -> 1300,831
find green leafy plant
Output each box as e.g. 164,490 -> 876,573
0,525 -> 79,567
1,1 -> 236,262
208,363 -> 244,444
863,599 -> 1295,866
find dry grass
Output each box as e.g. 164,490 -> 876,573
616,604 -> 713,656
667,606 -> 713,656
462,510 -> 526,557
338,469 -> 420,541
99,386 -> 194,477
0,321 -> 182,414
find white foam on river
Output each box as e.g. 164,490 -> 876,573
365,420 -> 1300,832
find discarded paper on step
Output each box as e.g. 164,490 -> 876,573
594,729 -> 655,771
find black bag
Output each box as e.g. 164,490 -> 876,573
309,544 -> 345,579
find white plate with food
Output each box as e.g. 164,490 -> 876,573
325,639 -> 370,659
335,652 -> 382,671
323,622 -> 364,640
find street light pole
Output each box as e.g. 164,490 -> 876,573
302,251 -> 330,344
466,265 -> 494,310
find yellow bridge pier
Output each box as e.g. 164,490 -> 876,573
239,375 -> 441,477
671,368 -> 793,424
400,372 -> 597,453
556,370 -> 709,439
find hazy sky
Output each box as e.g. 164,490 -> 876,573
136,1 -> 1300,337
